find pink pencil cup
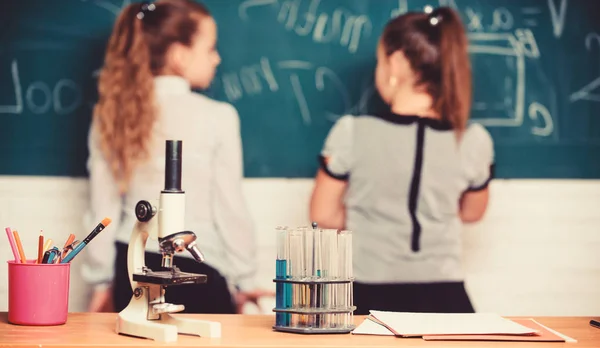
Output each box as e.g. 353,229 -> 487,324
7,260 -> 71,325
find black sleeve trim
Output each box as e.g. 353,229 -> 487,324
466,164 -> 495,192
318,155 -> 349,181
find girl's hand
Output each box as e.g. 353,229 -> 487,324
234,289 -> 275,314
88,288 -> 114,312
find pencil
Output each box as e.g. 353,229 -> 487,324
37,230 -> 44,264
43,239 -> 53,253
63,233 -> 75,249
12,230 -> 27,263
5,227 -> 20,262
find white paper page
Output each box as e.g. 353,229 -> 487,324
369,311 -> 538,337
531,319 -> 578,343
352,317 -> 394,336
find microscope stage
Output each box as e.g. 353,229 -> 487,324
133,269 -> 208,285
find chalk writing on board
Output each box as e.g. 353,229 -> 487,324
218,57 -> 374,124
239,0 -> 372,54
521,7 -> 542,27
315,66 -> 352,121
469,28 -> 553,137
390,0 -> 409,18
529,102 -> 554,136
278,60 -> 348,125
0,60 -> 23,114
0,60 -> 83,115
81,0 -> 130,17
469,33 -> 526,127
456,5 -> 541,32
221,57 -> 279,102
289,74 -> 311,125
570,32 -> 600,103
548,0 -> 568,39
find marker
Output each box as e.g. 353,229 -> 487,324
591,319 -> 600,330
42,247 -> 61,264
60,217 -> 111,263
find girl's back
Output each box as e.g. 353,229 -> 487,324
322,113 -> 492,283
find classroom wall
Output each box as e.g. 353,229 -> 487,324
1,176 -> 599,316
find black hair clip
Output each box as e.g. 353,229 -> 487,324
423,5 -> 441,26
136,2 -> 156,20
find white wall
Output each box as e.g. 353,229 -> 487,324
1,176 -> 599,316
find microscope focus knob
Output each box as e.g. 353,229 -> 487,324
135,200 -> 156,222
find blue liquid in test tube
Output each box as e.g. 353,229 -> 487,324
275,226 -> 290,326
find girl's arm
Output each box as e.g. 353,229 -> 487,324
309,168 -> 348,230
460,124 -> 494,224
459,187 -> 489,223
211,104 -> 257,293
310,115 -> 353,230
83,121 -> 123,311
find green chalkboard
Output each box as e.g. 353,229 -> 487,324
1,0 -> 599,178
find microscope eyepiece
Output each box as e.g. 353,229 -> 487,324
164,140 -> 183,193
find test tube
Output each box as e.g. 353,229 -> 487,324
275,226 -> 289,326
288,227 -> 304,327
344,230 -> 354,328
296,226 -> 311,327
337,230 -> 352,328
321,228 -> 337,328
312,223 -> 322,328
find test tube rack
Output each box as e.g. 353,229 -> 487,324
272,278 -> 356,334
272,226 -> 355,334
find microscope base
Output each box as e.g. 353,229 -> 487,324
116,283 -> 221,342
116,312 -> 222,342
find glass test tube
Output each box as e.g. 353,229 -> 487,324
321,228 -> 337,328
275,226 -> 289,326
344,230 -> 353,328
312,225 -> 322,328
288,227 -> 304,327
337,230 -> 352,328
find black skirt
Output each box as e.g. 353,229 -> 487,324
353,281 -> 475,314
113,241 -> 236,314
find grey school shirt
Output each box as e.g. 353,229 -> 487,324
320,112 -> 494,284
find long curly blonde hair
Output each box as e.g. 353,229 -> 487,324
93,0 -> 209,193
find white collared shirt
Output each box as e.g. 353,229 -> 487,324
82,75 -> 257,291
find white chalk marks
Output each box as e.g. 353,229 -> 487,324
570,33 -> 600,103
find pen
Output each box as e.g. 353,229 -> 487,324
37,230 -> 44,264
12,230 -> 27,263
42,247 -> 60,264
60,217 -> 111,263
591,319 -> 600,329
5,227 -> 20,262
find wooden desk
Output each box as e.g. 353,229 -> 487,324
0,313 -> 598,347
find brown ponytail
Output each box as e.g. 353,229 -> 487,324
381,7 -> 471,133
434,7 -> 471,133
93,0 -> 210,193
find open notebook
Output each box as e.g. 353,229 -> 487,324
367,311 -> 538,337
353,313 -> 576,343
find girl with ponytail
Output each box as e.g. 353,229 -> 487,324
85,0 -> 269,314
310,7 -> 494,313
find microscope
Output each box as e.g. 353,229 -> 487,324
116,140 -> 221,342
